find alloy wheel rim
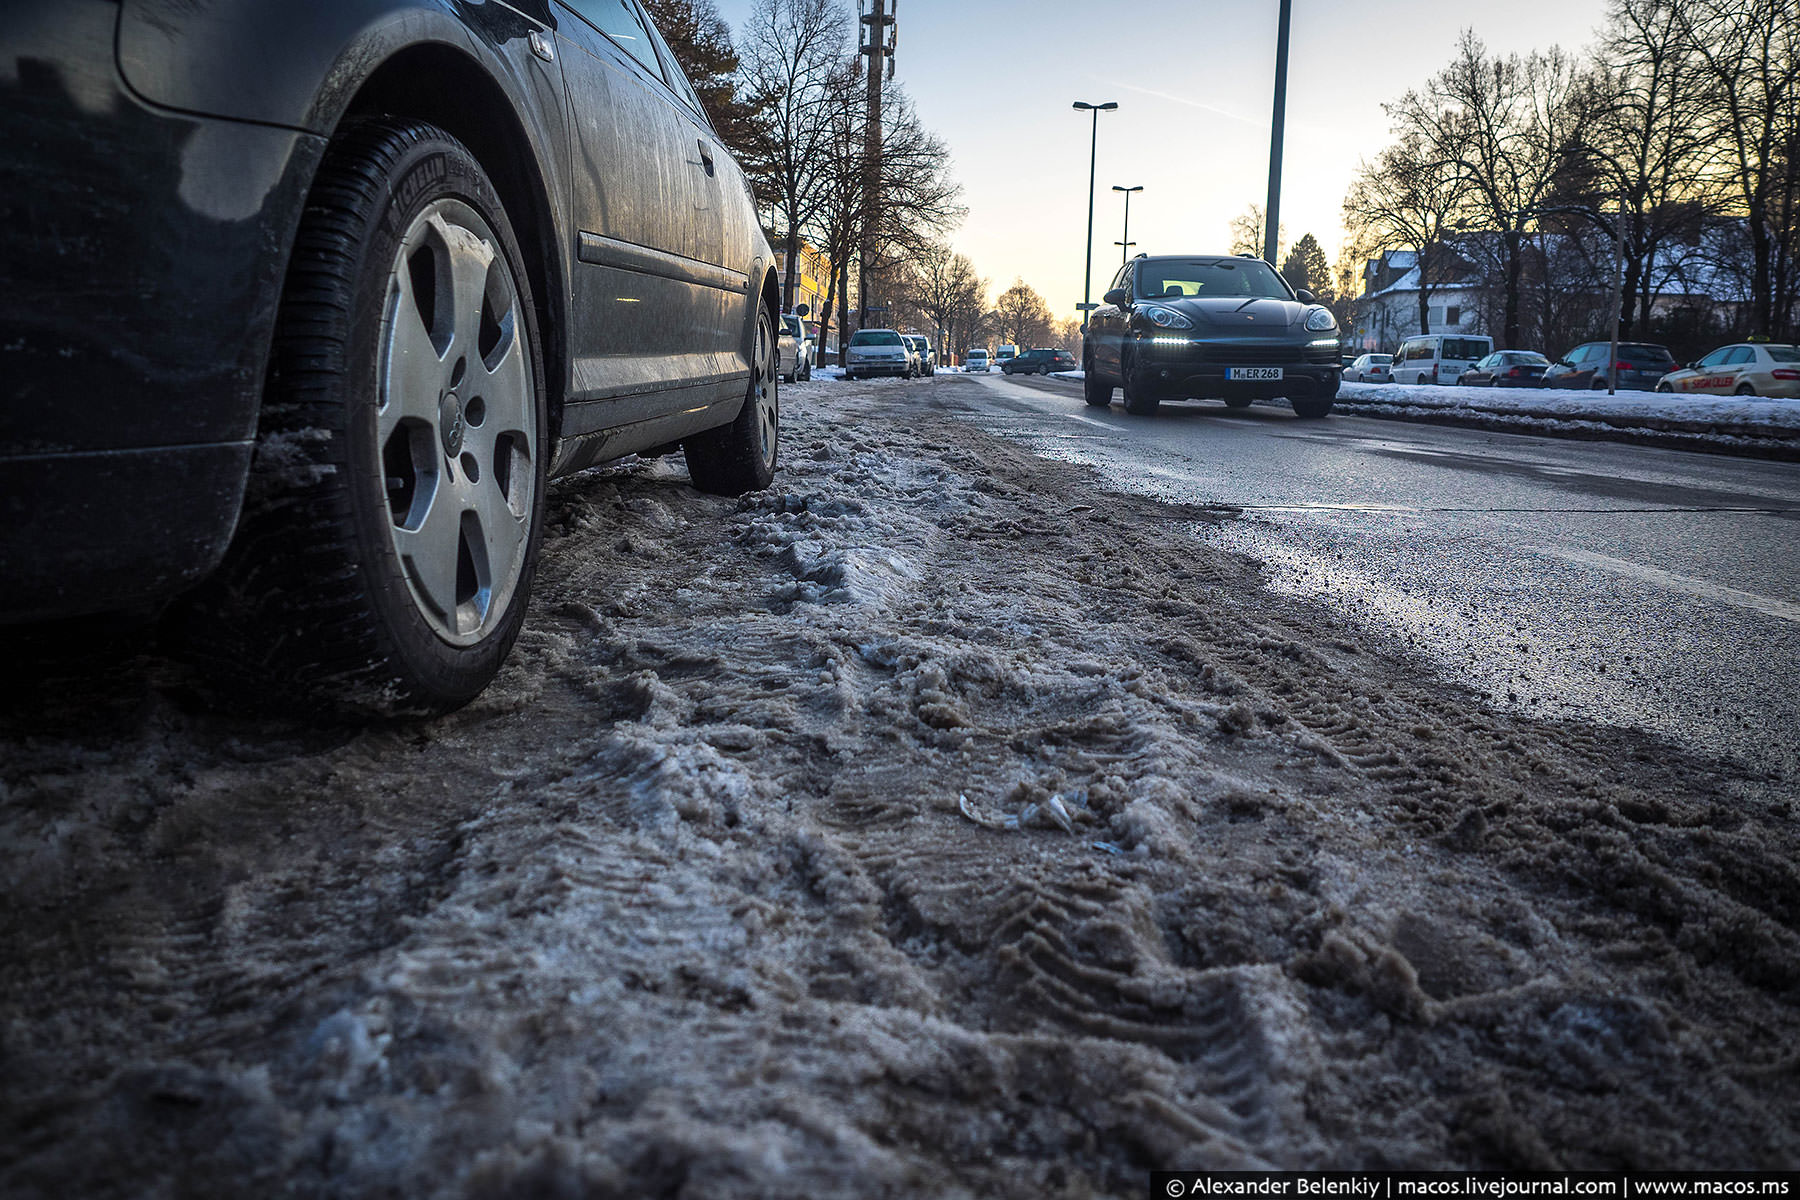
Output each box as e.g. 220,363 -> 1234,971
377,199 -> 536,647
754,315 -> 778,470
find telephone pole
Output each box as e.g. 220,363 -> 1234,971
858,0 -> 895,331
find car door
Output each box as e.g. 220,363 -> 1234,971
1680,347 -> 1733,394
555,0 -> 741,420
1093,263 -> 1131,378
1717,345 -> 1757,392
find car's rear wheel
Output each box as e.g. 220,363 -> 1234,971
1736,383 -> 1757,396
685,298 -> 778,496
178,119 -> 547,717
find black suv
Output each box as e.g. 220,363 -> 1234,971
1001,348 -> 1078,375
2,1 -> 781,715
1082,254 -> 1341,416
1542,341 -> 1677,391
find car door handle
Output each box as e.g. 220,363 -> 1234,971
697,139 -> 716,177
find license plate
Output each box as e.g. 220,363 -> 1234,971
1226,367 -> 1283,381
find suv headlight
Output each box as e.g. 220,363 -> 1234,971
1304,307 -> 1337,333
1137,305 -> 1194,330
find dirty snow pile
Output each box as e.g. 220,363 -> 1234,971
3,374 -> 1798,1197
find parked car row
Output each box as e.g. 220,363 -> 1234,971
1345,336 -> 1799,398
841,329 -> 941,379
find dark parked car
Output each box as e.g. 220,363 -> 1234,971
1542,341 -> 1677,391
1460,350 -> 1552,387
1082,254 -> 1340,416
2,0 -> 781,715
1001,348 -> 1079,375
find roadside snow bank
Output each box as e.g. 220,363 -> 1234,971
1336,381 -> 1800,458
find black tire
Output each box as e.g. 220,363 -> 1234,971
1122,377 -> 1159,416
175,119 -> 548,717
1736,383 -> 1756,396
1083,355 -> 1114,407
1292,375 -> 1338,419
685,298 -> 778,496
1656,382 -> 1673,393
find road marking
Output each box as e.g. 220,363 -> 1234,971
1063,412 -> 1120,429
1534,546 -> 1800,626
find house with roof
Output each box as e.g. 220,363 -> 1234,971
1350,248 -> 1486,353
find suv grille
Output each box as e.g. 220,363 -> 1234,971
1207,344 -> 1303,365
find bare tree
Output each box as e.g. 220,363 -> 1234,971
1343,132 -> 1469,335
862,88 -> 966,301
805,56 -> 869,361
1229,204 -> 1284,262
1675,0 -> 1800,337
904,243 -> 987,362
1391,33 -> 1588,347
993,279 -> 1054,348
1569,0 -> 1720,337
741,0 -> 850,311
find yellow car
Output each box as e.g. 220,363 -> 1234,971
1656,343 -> 1800,398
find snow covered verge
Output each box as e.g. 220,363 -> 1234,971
1037,371 -> 1800,458
1336,381 -> 1800,459
2,376 -> 1797,1195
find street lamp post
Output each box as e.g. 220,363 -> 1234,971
1074,101 -> 1118,330
1263,0 -> 1293,266
1113,185 -> 1143,266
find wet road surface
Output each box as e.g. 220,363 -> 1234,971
941,371 -> 1800,783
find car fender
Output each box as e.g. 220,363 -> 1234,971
118,1 -> 548,134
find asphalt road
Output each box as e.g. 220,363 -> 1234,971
937,370 -> 1800,783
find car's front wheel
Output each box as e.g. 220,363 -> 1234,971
685,298 -> 778,496
1121,367 -> 1159,416
1083,354 -> 1113,407
179,120 -> 547,716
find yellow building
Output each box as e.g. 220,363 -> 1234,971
773,241 -> 831,319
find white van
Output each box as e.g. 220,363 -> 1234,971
995,344 -> 1019,366
1392,334 -> 1494,385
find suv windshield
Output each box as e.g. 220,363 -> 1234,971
1136,258 -> 1290,301
1621,343 -> 1674,362
850,330 -> 902,347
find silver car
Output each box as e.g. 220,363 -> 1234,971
844,329 -> 915,380
779,313 -> 815,383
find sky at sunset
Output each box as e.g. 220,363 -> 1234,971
709,0 -> 1615,320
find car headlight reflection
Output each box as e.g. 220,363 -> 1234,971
1139,305 -> 1194,330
